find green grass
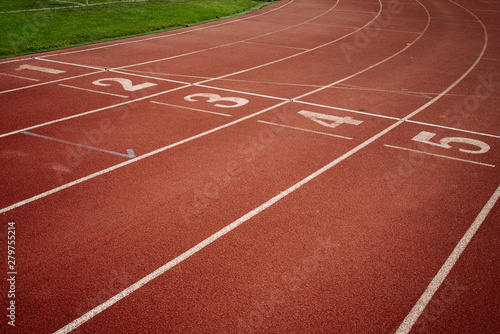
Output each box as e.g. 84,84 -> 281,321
0,0 -> 275,58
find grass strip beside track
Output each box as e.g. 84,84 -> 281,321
0,0 -> 275,58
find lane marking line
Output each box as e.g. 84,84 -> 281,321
21,131 -> 136,158
240,41 -> 310,51
384,145 -> 496,168
150,101 -> 232,117
257,120 -> 353,139
34,57 -> 107,71
58,84 -> 129,98
0,70 -> 104,95
394,183 -> 500,334
0,73 -> 40,81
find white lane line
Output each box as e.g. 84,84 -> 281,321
34,57 -> 107,71
384,145 -> 496,168
482,57 -> 500,62
0,73 -> 40,81
240,41 -> 311,51
395,184 -> 500,334
0,100 -> 289,216
150,101 -> 232,117
0,70 -> 104,95
58,84 -> 129,98
257,120 -> 353,139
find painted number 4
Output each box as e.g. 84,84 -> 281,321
298,110 -> 363,129
412,131 -> 490,154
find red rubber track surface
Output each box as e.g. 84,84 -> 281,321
1,0 -> 499,333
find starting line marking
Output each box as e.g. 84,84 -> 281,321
384,144 -> 496,168
257,120 -> 353,140
150,101 -> 232,117
59,84 -> 129,98
0,73 -> 40,81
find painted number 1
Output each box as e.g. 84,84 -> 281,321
412,131 -> 490,154
15,64 -> 66,74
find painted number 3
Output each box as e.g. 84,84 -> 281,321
184,93 -> 249,108
412,131 -> 490,154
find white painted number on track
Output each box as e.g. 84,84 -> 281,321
298,110 -> 363,129
92,78 -> 157,92
412,131 -> 490,154
15,64 -> 66,74
184,93 -> 249,108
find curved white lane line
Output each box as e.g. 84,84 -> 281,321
394,2 -> 491,333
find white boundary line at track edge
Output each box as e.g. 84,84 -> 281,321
394,184 -> 500,334
52,1 -> 492,331
21,0 -> 296,60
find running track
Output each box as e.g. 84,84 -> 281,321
1,0 -> 499,333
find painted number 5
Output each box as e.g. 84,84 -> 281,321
184,93 -> 249,108
412,131 -> 490,154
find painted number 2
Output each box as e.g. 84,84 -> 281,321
412,131 -> 490,154
184,93 -> 249,108
92,78 -> 157,91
